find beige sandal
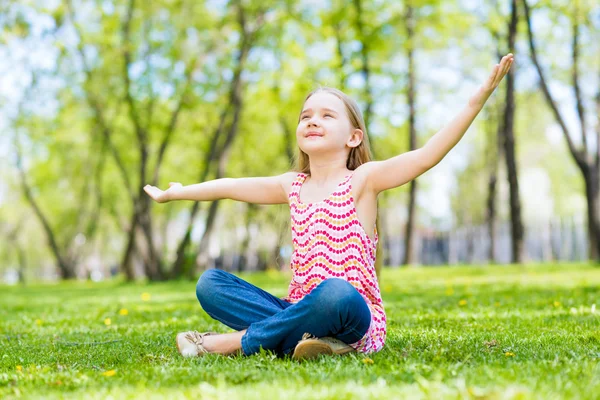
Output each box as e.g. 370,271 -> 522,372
176,331 -> 218,357
292,333 -> 356,360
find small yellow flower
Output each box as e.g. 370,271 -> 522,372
35,319 -> 42,326
459,299 -> 467,306
141,293 -> 151,301
505,352 -> 515,357
119,309 -> 128,316
445,287 -> 454,295
16,365 -> 22,371
104,318 -> 111,326
494,302 -> 501,307
266,269 -> 280,279
384,284 -> 392,293
553,301 -> 560,307
102,369 -> 116,377
362,357 -> 374,364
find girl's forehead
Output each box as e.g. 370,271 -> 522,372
303,92 -> 345,112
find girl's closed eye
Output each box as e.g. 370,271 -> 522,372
324,114 -> 333,118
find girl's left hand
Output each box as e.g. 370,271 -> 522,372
469,53 -> 514,109
144,182 -> 182,203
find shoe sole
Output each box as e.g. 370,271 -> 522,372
293,339 -> 357,360
292,340 -> 333,360
292,339 -> 357,360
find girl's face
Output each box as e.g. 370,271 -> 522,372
296,92 -> 358,155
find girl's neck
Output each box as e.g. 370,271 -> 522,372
307,164 -> 351,186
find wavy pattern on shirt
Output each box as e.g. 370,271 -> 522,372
284,172 -> 387,354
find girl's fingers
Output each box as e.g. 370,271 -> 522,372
144,186 -> 163,200
487,64 -> 500,88
499,59 -> 513,82
483,54 -> 513,90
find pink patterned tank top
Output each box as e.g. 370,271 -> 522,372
284,171 -> 387,353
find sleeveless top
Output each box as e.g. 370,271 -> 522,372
283,171 -> 387,353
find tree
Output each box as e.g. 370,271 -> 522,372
522,0 -> 600,261
170,1 -> 268,278
402,2 -> 418,265
500,0 -> 524,263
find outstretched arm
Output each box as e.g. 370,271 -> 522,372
364,53 -> 514,194
144,171 -> 297,205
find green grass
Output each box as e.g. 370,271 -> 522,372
1,263 -> 599,399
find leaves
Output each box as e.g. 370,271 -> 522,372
1,0 -> 599,279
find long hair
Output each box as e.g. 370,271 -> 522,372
292,87 -> 384,280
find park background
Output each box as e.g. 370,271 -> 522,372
0,1 -> 599,399
1,0 -> 599,282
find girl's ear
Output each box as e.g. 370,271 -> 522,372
348,128 -> 364,148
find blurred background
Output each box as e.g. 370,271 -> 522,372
0,0 -> 598,283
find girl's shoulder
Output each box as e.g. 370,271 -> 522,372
279,171 -> 304,200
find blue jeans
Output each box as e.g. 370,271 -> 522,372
195,269 -> 372,356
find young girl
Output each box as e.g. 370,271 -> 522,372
144,54 -> 514,360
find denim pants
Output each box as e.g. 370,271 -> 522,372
195,269 -> 372,356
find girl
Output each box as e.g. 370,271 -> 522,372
144,54 -> 514,360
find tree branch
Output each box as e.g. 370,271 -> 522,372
121,0 -> 146,145
64,0 -> 135,200
571,7 -> 588,154
522,0 -> 584,168
151,51 -> 207,186
14,127 -> 73,278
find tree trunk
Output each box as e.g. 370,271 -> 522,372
404,182 -> 417,265
502,0 -> 524,263
486,172 -> 497,263
136,188 -> 164,280
583,167 -> 600,260
402,4 -> 418,266
486,102 -> 503,264
17,245 -> 27,285
120,214 -> 138,281
237,203 -> 258,272
193,199 -> 221,276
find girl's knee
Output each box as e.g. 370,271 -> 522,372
318,278 -> 356,299
195,269 -> 226,304
316,278 -> 367,314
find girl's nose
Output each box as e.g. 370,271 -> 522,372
308,117 -> 320,127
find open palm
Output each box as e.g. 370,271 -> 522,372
470,53 -> 514,109
144,182 -> 182,203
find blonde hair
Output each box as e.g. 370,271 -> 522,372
292,87 -> 383,280
294,87 -> 373,173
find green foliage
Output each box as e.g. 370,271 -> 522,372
1,0 -> 599,276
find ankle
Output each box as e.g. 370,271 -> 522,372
201,334 -> 219,353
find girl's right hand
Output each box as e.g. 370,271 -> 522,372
143,182 -> 183,203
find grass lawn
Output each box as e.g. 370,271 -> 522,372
1,263 -> 599,399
